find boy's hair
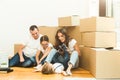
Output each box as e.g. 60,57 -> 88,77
41,62 -> 54,74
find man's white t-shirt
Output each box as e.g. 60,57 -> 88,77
22,34 -> 43,57
41,43 -> 53,54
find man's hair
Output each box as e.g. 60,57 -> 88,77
29,25 -> 39,31
42,62 -> 54,74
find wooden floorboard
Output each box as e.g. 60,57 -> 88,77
0,67 -> 94,80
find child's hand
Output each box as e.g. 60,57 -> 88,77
38,59 -> 42,65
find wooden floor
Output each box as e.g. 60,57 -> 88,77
0,67 -> 94,80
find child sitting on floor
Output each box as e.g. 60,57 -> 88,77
34,35 -> 53,71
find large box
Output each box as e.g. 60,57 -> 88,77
39,26 -> 59,45
80,47 -> 120,78
80,46 -> 90,70
58,15 -> 80,27
80,17 -> 115,32
81,32 -> 116,48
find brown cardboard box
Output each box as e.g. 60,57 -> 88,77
14,44 -> 22,54
80,46 -> 90,70
67,26 -> 81,45
38,26 -> 59,45
58,15 -> 80,27
81,32 -> 116,48
80,47 -> 120,78
80,17 -> 115,32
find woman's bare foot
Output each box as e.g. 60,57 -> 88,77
62,71 -> 67,76
66,63 -> 73,76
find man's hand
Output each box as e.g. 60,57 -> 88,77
20,57 -> 25,62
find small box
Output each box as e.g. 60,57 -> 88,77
58,15 -> 80,27
82,32 -> 116,48
80,17 -> 115,32
80,47 -> 120,78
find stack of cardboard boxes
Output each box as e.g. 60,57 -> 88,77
80,17 -> 120,78
58,16 -> 120,78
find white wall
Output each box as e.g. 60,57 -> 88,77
0,0 -> 96,56
106,0 -> 120,48
113,0 -> 120,48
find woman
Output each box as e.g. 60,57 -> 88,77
34,35 -> 53,71
45,28 -> 81,76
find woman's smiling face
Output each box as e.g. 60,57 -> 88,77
57,32 -> 65,43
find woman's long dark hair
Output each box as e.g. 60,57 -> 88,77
55,28 -> 71,50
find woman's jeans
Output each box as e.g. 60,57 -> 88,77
69,51 -> 79,68
45,48 -> 79,68
9,52 -> 36,67
52,50 -> 70,70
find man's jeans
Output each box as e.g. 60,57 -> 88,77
9,52 -> 36,67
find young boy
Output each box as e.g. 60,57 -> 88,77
41,62 -> 67,75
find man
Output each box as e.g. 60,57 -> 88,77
9,25 -> 43,67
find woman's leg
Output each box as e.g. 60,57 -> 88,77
66,51 -> 79,75
62,51 -> 70,70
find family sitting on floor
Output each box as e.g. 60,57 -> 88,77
9,25 -> 81,76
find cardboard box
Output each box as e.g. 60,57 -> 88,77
81,32 -> 116,48
80,47 -> 120,78
80,17 -> 115,32
58,15 -> 80,27
39,26 -> 59,45
14,44 -> 22,54
67,26 -> 81,45
80,46 -> 90,70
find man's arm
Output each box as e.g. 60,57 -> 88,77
18,44 -> 25,62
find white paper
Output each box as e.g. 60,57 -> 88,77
0,50 -> 9,68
